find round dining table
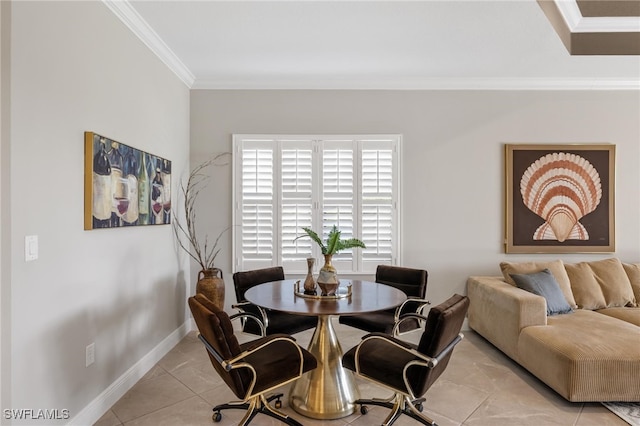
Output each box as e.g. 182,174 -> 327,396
244,279 -> 406,420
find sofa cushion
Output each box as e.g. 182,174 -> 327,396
500,260 -> 577,309
596,307 -> 640,327
518,309 -> 640,402
622,262 -> 640,307
510,269 -> 574,316
566,258 -> 635,309
564,262 -> 607,309
589,258 -> 635,307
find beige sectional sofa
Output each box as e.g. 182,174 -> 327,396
467,258 -> 640,402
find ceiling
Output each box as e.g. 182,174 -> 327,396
107,0 -> 640,89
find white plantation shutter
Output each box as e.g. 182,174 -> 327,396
361,144 -> 394,267
236,140 -> 275,270
280,140 -> 315,270
321,142 -> 356,270
233,135 -> 400,274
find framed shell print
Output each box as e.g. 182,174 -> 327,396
505,144 -> 615,253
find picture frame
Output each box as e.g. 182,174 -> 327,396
505,143 -> 615,253
84,131 -> 171,230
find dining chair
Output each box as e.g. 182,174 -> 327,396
232,266 -> 317,335
339,265 -> 429,335
342,293 -> 469,426
188,293 -> 317,425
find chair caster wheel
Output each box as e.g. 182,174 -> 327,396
275,399 -> 282,409
360,405 -> 369,415
212,411 -> 222,422
413,397 -> 425,412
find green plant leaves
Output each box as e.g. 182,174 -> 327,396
339,238 -> 367,251
294,225 -> 365,255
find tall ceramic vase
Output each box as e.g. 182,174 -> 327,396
196,268 -> 225,310
303,257 -> 317,294
317,254 -> 338,296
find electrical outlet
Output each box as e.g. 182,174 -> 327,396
86,343 -> 95,367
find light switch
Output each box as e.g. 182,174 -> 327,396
25,235 -> 38,261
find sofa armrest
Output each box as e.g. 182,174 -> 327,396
467,276 -> 547,361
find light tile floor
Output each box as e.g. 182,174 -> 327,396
95,320 -> 626,426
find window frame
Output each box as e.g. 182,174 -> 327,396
232,134 -> 402,275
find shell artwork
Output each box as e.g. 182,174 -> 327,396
520,152 -> 602,242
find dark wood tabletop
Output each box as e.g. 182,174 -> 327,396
244,279 -> 407,316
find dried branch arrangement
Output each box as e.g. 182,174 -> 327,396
173,152 -> 231,271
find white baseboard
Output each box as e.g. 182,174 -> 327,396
68,320 -> 194,426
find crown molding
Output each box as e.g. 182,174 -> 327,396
538,0 -> 640,54
556,0 -> 640,32
102,0 -> 195,88
191,77 -> 640,91
105,0 -> 638,90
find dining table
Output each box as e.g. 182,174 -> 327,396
244,279 -> 407,420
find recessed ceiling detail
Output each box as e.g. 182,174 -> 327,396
110,0 -> 640,89
577,0 -> 640,17
538,0 -> 640,54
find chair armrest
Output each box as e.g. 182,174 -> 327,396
198,333 -> 302,372
227,335 -> 307,378
353,334 -> 420,375
394,297 -> 431,321
361,332 -> 417,351
354,332 -> 464,372
391,313 -> 429,336
197,333 -> 308,399
197,333 -> 226,366
427,333 -> 464,368
241,333 -> 296,352
232,301 -> 269,329
229,312 -> 266,336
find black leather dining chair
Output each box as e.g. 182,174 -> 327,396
189,293 -> 317,425
339,265 -> 429,335
232,266 -> 317,336
342,294 -> 469,426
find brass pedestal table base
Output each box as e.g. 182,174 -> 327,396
289,315 -> 359,419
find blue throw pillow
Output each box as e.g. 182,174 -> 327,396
510,269 -> 574,316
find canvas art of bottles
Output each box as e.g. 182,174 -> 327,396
86,132 -> 171,230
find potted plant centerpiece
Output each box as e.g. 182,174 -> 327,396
295,225 -> 366,295
173,153 -> 230,309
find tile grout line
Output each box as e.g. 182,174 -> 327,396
460,392 -> 492,425
119,393 -> 199,426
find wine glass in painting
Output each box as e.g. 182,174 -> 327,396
114,178 -> 130,226
162,193 -> 171,224
151,180 -> 163,224
161,160 -> 171,224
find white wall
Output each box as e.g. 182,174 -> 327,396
0,0 -> 9,416
4,2 -> 637,420
191,89 -> 640,308
6,2 -> 190,424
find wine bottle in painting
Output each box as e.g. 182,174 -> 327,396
108,141 -> 124,227
138,153 -> 150,225
92,136 -> 112,228
151,159 -> 164,224
122,147 -> 139,226
161,158 -> 171,224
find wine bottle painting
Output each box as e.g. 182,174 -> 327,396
84,131 -> 171,230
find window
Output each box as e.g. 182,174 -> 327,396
233,135 -> 401,274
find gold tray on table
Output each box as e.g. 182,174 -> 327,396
293,280 -> 353,300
